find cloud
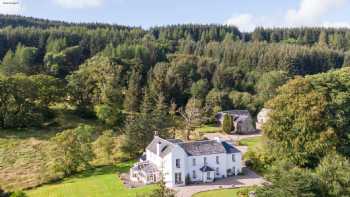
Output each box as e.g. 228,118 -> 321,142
286,0 -> 346,26
225,14 -> 255,32
225,14 -> 274,32
53,0 -> 104,9
0,0 -> 23,14
225,0 -> 350,31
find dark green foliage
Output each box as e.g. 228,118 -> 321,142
222,114 -> 233,134
256,162 -> 323,197
49,124 -> 94,177
149,176 -> 175,197
256,154 -> 350,197
316,153 -> 350,197
95,104 -> 124,128
1,44 -> 39,75
121,95 -> 174,158
264,68 -> 350,167
0,74 -> 62,128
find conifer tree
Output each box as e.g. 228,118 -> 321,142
222,114 -> 233,134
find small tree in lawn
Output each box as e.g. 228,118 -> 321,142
178,98 -> 206,140
222,114 -> 233,134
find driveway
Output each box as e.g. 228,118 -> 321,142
173,167 -> 265,197
203,132 -> 262,143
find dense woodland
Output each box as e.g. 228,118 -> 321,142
1,15 -> 350,196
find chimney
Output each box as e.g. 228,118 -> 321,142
154,130 -> 159,137
156,141 -> 161,156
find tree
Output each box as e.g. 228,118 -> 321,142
178,98 -> 206,140
256,162 -> 323,197
149,176 -> 175,197
44,52 -> 67,78
29,74 -> 64,108
121,95 -> 173,158
316,153 -> 350,197
255,70 -> 289,104
93,130 -> 118,165
94,104 -> 124,128
123,69 -> 142,112
49,125 -> 94,177
264,68 -> 350,167
0,74 -> 44,129
222,114 -> 233,134
1,44 -> 39,75
190,79 -> 209,100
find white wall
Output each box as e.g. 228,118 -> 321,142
226,152 -> 242,175
186,153 -> 228,182
145,142 -> 243,187
165,145 -> 187,187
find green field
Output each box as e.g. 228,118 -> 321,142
0,104 -> 103,191
239,136 -> 262,150
26,162 -> 157,197
193,187 -> 254,197
195,124 -> 222,133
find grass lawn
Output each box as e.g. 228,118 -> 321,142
26,162 -> 157,197
238,136 -> 262,151
193,187 -> 254,197
195,124 -> 222,133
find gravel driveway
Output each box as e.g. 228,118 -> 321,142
203,132 -> 262,143
173,167 -> 265,197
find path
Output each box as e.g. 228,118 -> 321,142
174,167 -> 265,197
203,132 -> 262,143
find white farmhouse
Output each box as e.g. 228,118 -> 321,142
130,135 -> 242,188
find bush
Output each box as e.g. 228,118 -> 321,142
244,149 -> 273,174
10,191 -> 27,197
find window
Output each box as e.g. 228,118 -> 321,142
204,157 -> 207,165
232,154 -> 235,162
192,170 -> 196,179
176,159 -> 180,168
192,158 -> 196,166
175,173 -> 182,184
216,156 -> 219,164
216,167 -> 219,176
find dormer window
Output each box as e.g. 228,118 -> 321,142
176,159 -> 180,168
232,154 -> 235,162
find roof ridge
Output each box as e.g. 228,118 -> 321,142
178,139 -> 217,144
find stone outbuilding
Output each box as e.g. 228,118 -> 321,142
215,110 -> 256,134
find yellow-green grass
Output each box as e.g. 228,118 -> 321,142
0,103 -> 103,191
26,162 -> 157,197
193,187 -> 254,197
195,124 -> 222,133
238,136 -> 262,151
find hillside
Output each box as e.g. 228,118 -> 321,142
1,15 -> 350,196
